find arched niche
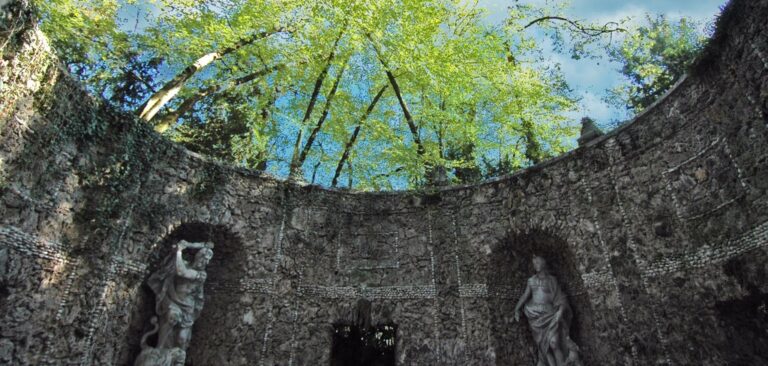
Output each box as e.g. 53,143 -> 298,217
487,229 -> 597,365
128,222 -> 247,365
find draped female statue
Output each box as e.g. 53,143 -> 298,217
514,255 -> 582,366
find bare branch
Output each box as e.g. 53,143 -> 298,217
524,16 -> 625,36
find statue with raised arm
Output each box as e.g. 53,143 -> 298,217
514,255 -> 582,366
134,240 -> 213,366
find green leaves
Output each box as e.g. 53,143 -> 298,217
607,15 -> 707,113
41,0 -> 586,190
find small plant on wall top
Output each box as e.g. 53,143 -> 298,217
190,164 -> 227,201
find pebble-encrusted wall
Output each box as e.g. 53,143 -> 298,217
1,0 -> 767,365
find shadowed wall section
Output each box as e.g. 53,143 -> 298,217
1,0 -> 768,364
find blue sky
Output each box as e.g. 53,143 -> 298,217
119,0 -> 729,129
111,0 -> 729,187
476,0 -> 729,128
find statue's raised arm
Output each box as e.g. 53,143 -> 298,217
173,242 -> 207,281
176,240 -> 213,250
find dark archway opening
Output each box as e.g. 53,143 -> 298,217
330,323 -> 396,366
718,257 -> 768,365
715,292 -> 768,365
487,229 -> 597,365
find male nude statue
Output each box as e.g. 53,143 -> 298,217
135,240 -> 213,366
514,255 -> 582,366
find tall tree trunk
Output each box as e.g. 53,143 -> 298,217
384,68 -> 441,186
251,86 -> 280,171
289,28 -> 346,179
137,28 -> 285,122
367,35 -> 427,158
252,86 -> 281,171
428,99 -> 449,185
296,59 -> 348,168
383,70 -> 425,156
310,160 -> 322,185
154,92 -> 209,133
153,63 -> 283,133
521,118 -> 543,164
331,84 -> 388,187
347,160 -> 353,188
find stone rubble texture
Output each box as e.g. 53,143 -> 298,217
1,0 -> 768,365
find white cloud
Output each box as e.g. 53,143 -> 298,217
577,90 -> 628,123
475,0 -> 726,126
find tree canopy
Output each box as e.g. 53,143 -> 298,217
607,14 -> 708,113
37,0 -> 628,190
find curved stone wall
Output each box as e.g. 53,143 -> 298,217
1,0 -> 767,364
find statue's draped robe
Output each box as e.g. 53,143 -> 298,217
523,275 -> 580,366
147,255 -> 205,329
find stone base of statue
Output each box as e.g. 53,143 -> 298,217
134,317 -> 186,366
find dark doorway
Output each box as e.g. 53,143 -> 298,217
715,292 -> 768,365
718,257 -> 768,365
330,323 -> 396,366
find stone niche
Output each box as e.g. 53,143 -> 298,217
487,230 -> 596,365
1,0 -> 768,365
126,222 -> 247,365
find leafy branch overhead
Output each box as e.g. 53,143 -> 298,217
39,0 -> 634,190
606,14 -> 707,114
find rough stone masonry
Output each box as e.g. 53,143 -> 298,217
1,0 -> 767,364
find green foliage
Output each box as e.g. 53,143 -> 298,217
36,0 -> 630,190
169,82 -> 275,170
190,163 -> 227,200
105,52 -> 163,107
607,15 -> 707,113
76,113 -> 159,223
38,0 -> 136,101
0,157 -> 7,190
